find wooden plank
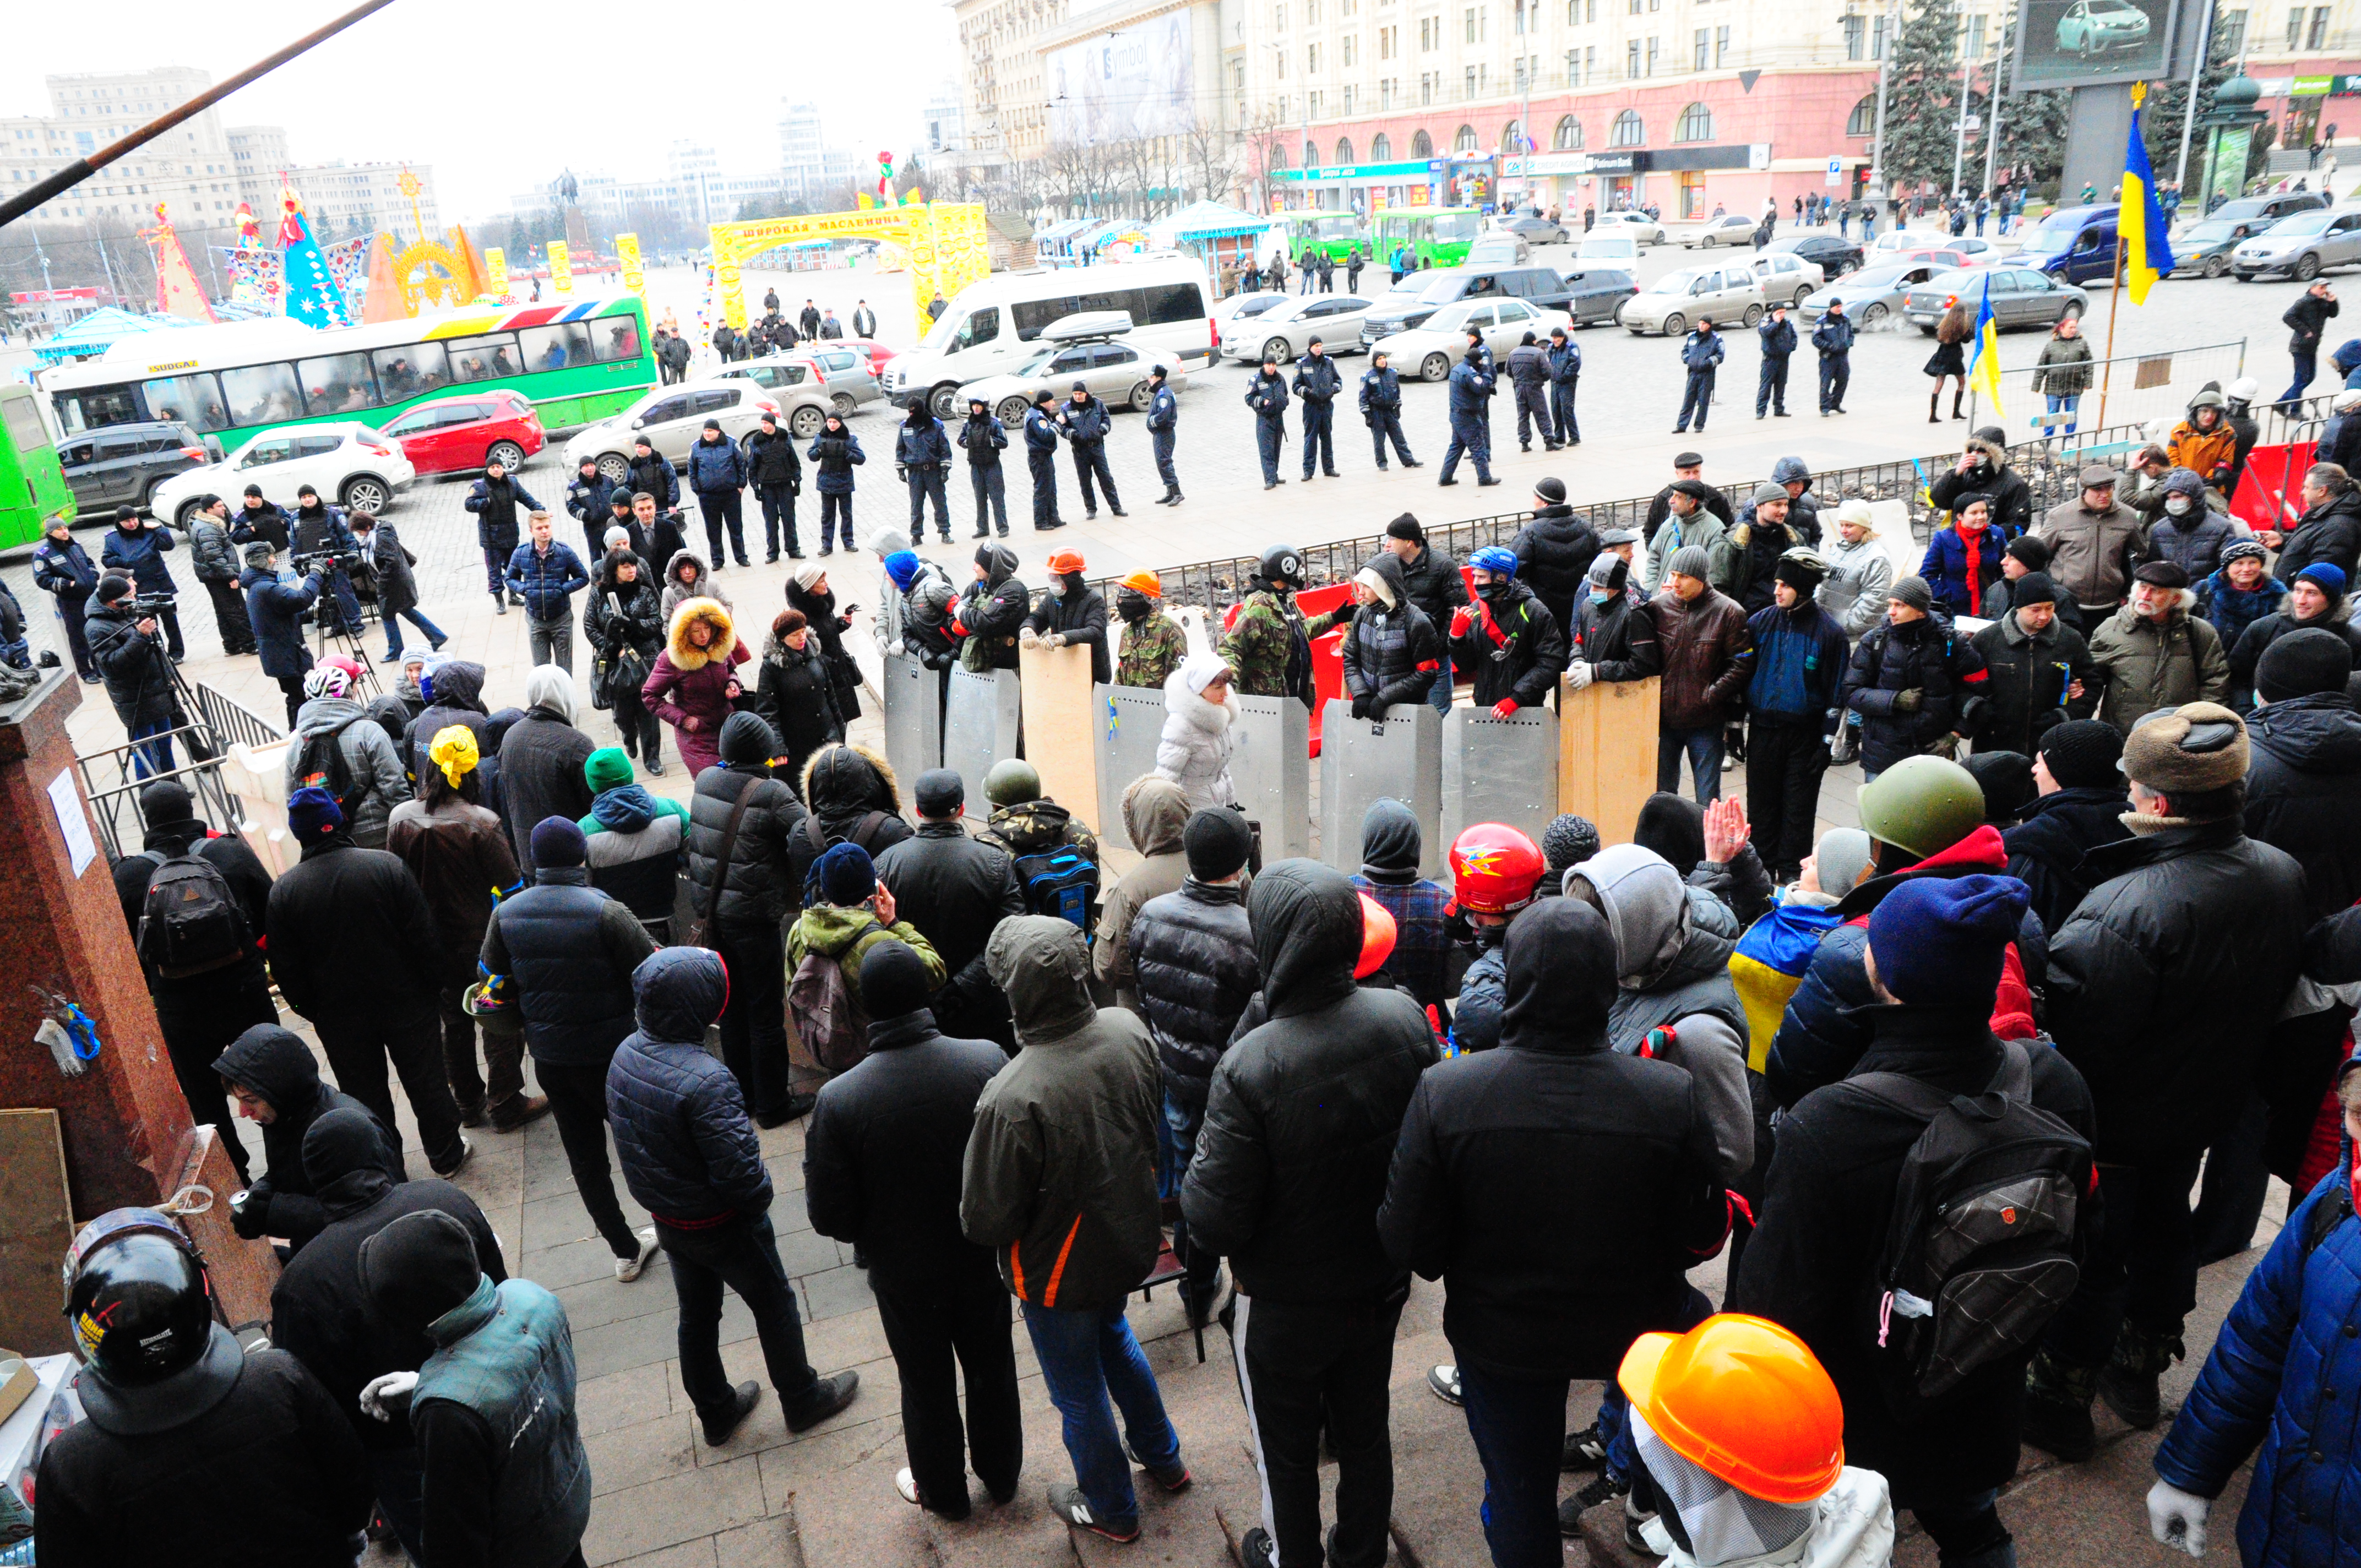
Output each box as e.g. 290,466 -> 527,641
1558,676 -> 1661,845
0,1110 -> 75,1356
1018,641 -> 1101,839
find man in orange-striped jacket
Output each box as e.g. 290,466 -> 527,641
961,914 -> 1185,1545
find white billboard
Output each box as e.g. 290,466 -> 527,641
1047,11 -> 1198,144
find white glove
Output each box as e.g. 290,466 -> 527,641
360,1370 -> 419,1423
1565,660 -> 1595,692
2147,1480 -> 2209,1559
1019,627 -> 1041,649
1043,631 -> 1066,649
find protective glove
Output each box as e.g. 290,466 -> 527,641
1565,661 -> 1595,692
1449,606 -> 1475,638
360,1370 -> 419,1423
1043,631 -> 1066,649
1892,687 -> 1924,714
1019,627 -> 1041,649
2147,1480 -> 2209,1559
1351,692 -> 1375,719
1490,699 -> 1520,719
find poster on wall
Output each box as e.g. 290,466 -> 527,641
1047,11 -> 1195,143
2012,0 -> 2179,91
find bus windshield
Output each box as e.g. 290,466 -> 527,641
1430,212 -> 1479,241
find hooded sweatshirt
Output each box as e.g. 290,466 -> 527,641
961,917 -> 1163,1311
213,1026 -> 404,1253
1341,552 -> 1443,711
497,677 -> 597,876
1351,797 -> 1450,1011
1093,776 -> 1193,999
288,695 -> 411,849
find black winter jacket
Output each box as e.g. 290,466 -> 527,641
1392,541 -> 1468,631
1511,505 -> 1602,631
958,411 -> 1007,466
1842,609 -> 1986,775
1928,446 -> 2033,538
1131,878 -> 1260,1107
243,568 -> 324,680
497,709 -> 596,876
1025,580 -> 1113,685
2244,691 -> 2361,921
1449,578 -> 1569,708
684,763 -> 805,930
87,601 -> 176,727
2001,786 -> 2132,937
266,837 -> 443,1026
269,1107 -> 507,1452
113,816 -> 273,993
754,634 -> 845,774
2048,816 -> 2308,1160
605,946 -> 772,1224
873,822 -> 1026,1044
1341,555 -> 1442,714
790,747 -> 913,892
2229,605 -> 2361,697
1570,580 -> 1662,680
803,1009 -> 1008,1289
1182,863 -> 1436,1304
211,1026 -> 404,1252
746,426 -> 803,489
1732,1006 -> 2096,1499
1377,899 -> 1723,1379
1968,612 -> 2096,757
478,869 -> 656,1068
2275,489 -> 2361,587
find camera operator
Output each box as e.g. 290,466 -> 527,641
98,505 -> 184,661
87,576 -> 181,777
240,542 -> 326,727
290,484 -> 367,638
186,495 -> 258,657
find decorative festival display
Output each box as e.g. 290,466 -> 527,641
704,203 -> 988,329
276,185 -> 352,329
483,246 -> 510,301
614,232 -> 645,298
877,149 -> 895,206
547,239 -> 574,296
142,204 -> 219,323
219,246 -> 285,311
227,202 -> 266,307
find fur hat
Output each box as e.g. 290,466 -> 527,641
2121,703 -> 2249,796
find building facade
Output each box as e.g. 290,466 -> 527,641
2,68 -> 243,225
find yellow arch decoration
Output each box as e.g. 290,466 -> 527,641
705,203 -> 989,330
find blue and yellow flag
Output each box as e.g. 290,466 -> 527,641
1970,272 -> 2005,420
2121,85 -> 2175,304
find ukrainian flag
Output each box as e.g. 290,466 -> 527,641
2121,87 -> 2175,304
1729,903 -> 1844,1071
1970,273 -> 2005,419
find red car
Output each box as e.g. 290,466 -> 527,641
379,390 -> 547,476
836,337 -> 897,378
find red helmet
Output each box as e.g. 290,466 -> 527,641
1356,892 -> 1398,979
1448,824 -> 1544,916
1046,549 -> 1086,576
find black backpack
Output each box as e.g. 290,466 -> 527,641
135,850 -> 251,978
1012,840 -> 1100,928
291,725 -> 360,816
1847,1041 -> 2093,1408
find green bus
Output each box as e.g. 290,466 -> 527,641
35,296 -> 657,458
1,383 -> 76,549
1278,213 -> 1368,264
1373,208 -> 1483,268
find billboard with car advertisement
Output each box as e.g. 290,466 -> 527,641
2012,0 -> 2180,91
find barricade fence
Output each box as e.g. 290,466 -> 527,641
1969,339 -> 2248,444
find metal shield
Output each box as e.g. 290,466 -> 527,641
1441,705 -> 1561,852
941,665 -> 1021,818
1319,698 -> 1442,876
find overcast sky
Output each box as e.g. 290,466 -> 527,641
7,0 -> 961,221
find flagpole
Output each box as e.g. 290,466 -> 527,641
2101,83 -> 2145,433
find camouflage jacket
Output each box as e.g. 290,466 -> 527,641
976,798 -> 1100,867
1115,611 -> 1188,689
1221,587 -> 1346,699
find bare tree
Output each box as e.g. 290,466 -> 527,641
1183,118 -> 1252,209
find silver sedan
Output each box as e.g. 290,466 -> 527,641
1221,293 -> 1380,365
1796,259 -> 1954,327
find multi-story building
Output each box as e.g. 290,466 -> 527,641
225,123 -> 290,208
227,129 -> 442,243
953,0 -> 1070,165
2,68 -> 243,225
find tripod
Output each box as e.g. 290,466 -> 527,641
308,597 -> 384,701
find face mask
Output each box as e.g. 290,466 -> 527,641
2164,496 -> 2192,516
1117,590 -> 1150,623
1589,587 -> 1617,606
1048,579 -> 1068,598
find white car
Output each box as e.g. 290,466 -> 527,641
1370,296 -> 1575,381
1872,231 -> 2000,262
956,316 -> 1191,426
1744,249 -> 1827,304
1222,295 -> 1380,365
1687,213 -> 1761,248
562,379 -> 788,485
154,422 -> 416,529
1591,210 -> 1667,245
1618,263 -> 1769,336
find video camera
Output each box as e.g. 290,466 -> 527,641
128,591 -> 178,619
291,546 -> 363,578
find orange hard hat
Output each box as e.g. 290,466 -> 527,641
1119,570 -> 1163,598
1446,823 -> 1544,916
1356,892 -> 1397,979
1046,549 -> 1087,576
1617,1314 -> 1845,1506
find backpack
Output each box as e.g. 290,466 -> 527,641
1847,1041 -> 2092,1408
1013,840 -> 1100,928
292,725 -> 360,816
135,849 -> 251,978
788,919 -> 881,1074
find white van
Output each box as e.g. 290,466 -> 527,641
882,257 -> 1215,417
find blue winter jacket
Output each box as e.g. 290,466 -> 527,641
2198,568 -> 2289,657
1024,408 -> 1062,455
2155,1163 -> 2361,1568
1060,396 -> 1113,445
1546,342 -> 1582,384
242,566 -> 325,679
683,435 -> 748,494
1744,601 -> 1849,721
100,522 -> 178,593
894,416 -> 955,469
1679,331 -> 1726,373
1812,314 -> 1857,355
603,946 -> 774,1225
1447,358 -> 1495,422
32,537 -> 99,600
504,540 -> 590,621
1918,525 -> 2008,617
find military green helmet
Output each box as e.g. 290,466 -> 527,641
1856,755 -> 1986,861
984,758 -> 1042,808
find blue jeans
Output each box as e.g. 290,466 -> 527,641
1656,726 -> 1723,804
1158,1091 -> 1222,1314
2044,391 -> 2082,437
128,716 -> 178,780
383,605 -> 447,658
2284,346 -> 2320,407
1428,651 -> 1455,714
1021,1300 -> 1182,1527
1457,1363 -> 1568,1568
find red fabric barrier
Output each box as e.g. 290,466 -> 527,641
1220,582 -> 1355,755
2233,440 -> 2318,533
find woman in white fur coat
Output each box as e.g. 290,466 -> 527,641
1156,652 -> 1239,810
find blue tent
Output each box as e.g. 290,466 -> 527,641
33,307 -> 201,363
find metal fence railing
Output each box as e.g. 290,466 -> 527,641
1091,421 -> 2158,614
75,682 -> 280,863
1968,340 -> 2249,444
191,681 -> 285,750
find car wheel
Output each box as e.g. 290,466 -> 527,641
486,439 -> 526,471
1860,302 -> 1889,326
1920,324 -> 1939,337
2203,254 -> 2228,278
1128,380 -> 1155,412
1263,336 -> 1294,364
1793,285 -> 1814,306
2297,252 -> 2322,281
1421,351 -> 1451,382
788,404 -> 826,439
1660,312 -> 1686,337
2049,268 -> 2072,287
831,391 -> 858,417
927,383 -> 959,419
340,475 -> 389,513
1740,304 -> 1764,328
2058,301 -> 2085,325
174,498 -> 204,530
996,395 -> 1031,428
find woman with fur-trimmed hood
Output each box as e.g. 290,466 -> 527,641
1157,652 -> 1242,810
787,742 -> 912,891
641,597 -> 750,777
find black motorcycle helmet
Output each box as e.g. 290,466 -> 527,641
63,1208 -> 214,1386
1256,544 -> 1305,590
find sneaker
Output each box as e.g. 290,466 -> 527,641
615,1227 -> 659,1283
488,1093 -> 552,1133
785,1370 -> 861,1431
895,1467 -> 923,1506
1562,1419 -> 1608,1472
1427,1363 -> 1462,1406
1047,1482 -> 1139,1543
1241,1526 -> 1279,1568
701,1381 -> 762,1446
646,756 -> 665,777
1558,1469 -> 1630,1537
1623,1494 -> 1661,1554
430,1135 -> 473,1179
1125,1440 -> 1192,1493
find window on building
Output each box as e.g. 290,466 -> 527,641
1503,119 -> 1524,150
2218,9 -> 2248,52
1412,128 -> 1434,155
1276,3 -> 1287,26
2310,5 -> 2331,47
1568,46 -> 1582,80
1335,136 -> 1353,162
1647,35 -> 1659,71
1554,113 -> 1584,149
1466,65 -> 1478,94
1611,108 -> 1645,145
1515,0 -> 1527,31
1966,13 -> 1985,57
1695,27 -> 1709,68
1305,137 -> 1319,163
1717,25 -> 1729,62
1308,41 -> 1320,69
2288,7 -> 2304,46
1675,102 -> 1713,141
1373,130 -> 1394,156
1383,77 -> 1396,105
1466,6 -> 1478,39
1420,72 -> 1435,102
1848,94 -> 1876,135
1346,81 -> 1358,109
1455,123 -> 1479,150
1628,38 -> 1641,73
1422,15 -> 1438,46
1872,13 -> 1889,56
